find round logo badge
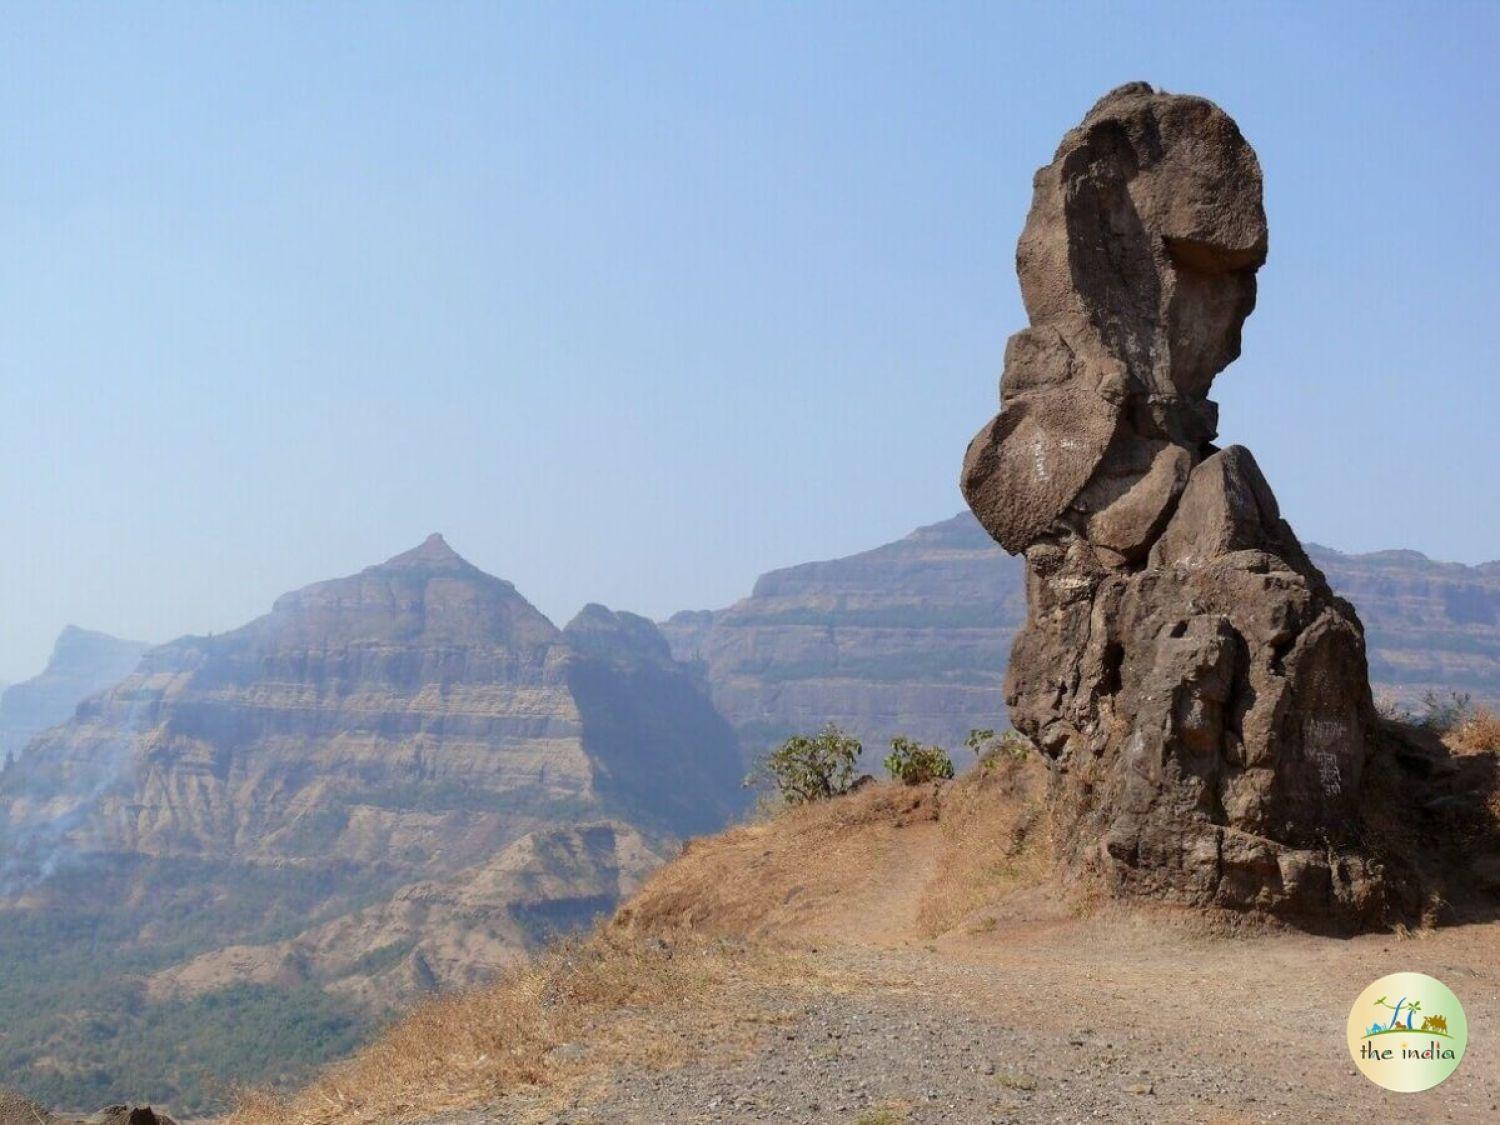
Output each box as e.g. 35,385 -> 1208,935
1347,972 -> 1467,1092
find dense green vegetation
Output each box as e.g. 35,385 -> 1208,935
1,980 -> 369,1116
0,856 -> 394,1115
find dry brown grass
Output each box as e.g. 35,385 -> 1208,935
226,933 -> 805,1125
614,780 -> 944,941
914,752 -> 1053,936
1447,705 -> 1500,757
617,757 -> 1054,945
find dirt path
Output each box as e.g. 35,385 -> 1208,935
816,820 -> 943,946
427,912 -> 1500,1124
355,779 -> 1500,1125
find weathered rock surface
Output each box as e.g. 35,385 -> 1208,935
960,84 -> 1450,926
0,627 -> 148,757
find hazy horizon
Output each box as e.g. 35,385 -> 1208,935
5,509 -> 1497,685
4,3 -> 1497,682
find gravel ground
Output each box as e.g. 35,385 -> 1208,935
426,923 -> 1500,1125
523,984 -> 1264,1124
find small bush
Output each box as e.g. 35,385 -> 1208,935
966,728 -> 998,752
751,724 -> 861,805
1417,690 -> 1474,734
1374,692 -> 1412,723
968,727 -> 1031,772
884,736 -> 954,785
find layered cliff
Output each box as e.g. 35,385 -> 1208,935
1,535 -> 740,880
563,603 -> 745,834
0,627 -> 148,758
661,514 -> 1025,762
1308,544 -> 1500,702
666,514 -> 1500,768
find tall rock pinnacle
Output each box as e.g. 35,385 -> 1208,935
962,84 -> 1413,926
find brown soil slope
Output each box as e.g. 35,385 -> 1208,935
615,756 -> 1052,945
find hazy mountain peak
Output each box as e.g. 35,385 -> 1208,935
903,511 -> 1000,549
0,627 -> 148,756
47,624 -> 148,665
263,538 -> 559,648
377,532 -> 469,572
564,604 -> 674,664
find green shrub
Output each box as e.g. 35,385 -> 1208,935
968,727 -> 1032,772
883,736 -> 954,785
751,724 -> 861,805
966,728 -> 997,754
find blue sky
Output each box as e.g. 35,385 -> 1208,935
1,2 -> 1496,681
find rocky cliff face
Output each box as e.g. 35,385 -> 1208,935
1308,544 -> 1500,703
0,536 -> 744,1113
2,535 -> 585,881
0,627 -> 148,758
661,514 -> 1025,764
147,820 -> 664,1009
563,604 -> 746,835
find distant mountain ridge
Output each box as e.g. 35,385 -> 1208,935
1304,541 -> 1500,702
661,514 -> 1023,760
0,626 -> 148,758
664,513 -> 1500,765
3,534 -> 741,872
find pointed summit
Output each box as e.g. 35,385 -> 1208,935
259,534 -> 559,648
378,532 -> 470,572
